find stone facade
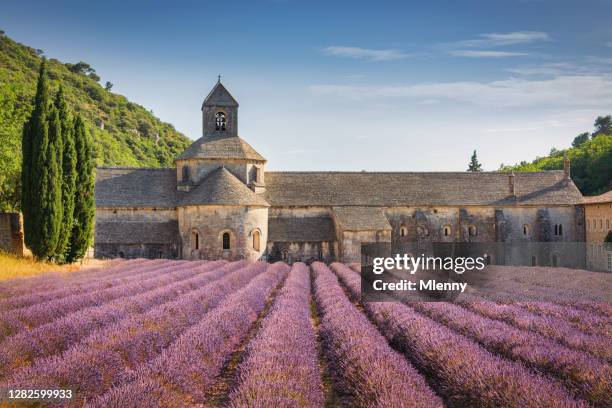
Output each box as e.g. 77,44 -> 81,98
584,192 -> 612,272
92,80 -> 588,265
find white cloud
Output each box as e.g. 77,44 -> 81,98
449,50 -> 529,58
321,46 -> 410,61
457,31 -> 550,47
309,75 -> 612,108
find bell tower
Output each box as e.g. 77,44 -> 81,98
202,77 -> 238,139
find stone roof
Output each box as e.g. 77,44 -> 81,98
333,207 -> 391,231
95,221 -> 179,244
268,217 -> 336,242
264,171 -> 584,207
181,167 -> 269,207
202,81 -> 238,108
95,167 -> 181,208
583,190 -> 612,204
177,136 -> 266,162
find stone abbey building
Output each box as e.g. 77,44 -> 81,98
95,81 -> 586,265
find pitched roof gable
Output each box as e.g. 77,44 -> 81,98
202,81 -> 238,108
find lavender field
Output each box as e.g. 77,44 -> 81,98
0,259 -> 610,407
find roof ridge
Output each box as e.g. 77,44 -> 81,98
96,166 -> 174,171
264,170 -> 564,175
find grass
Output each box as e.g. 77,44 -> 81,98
0,251 -> 93,281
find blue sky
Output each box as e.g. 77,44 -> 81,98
2,0 -> 612,171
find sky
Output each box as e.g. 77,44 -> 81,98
2,0 -> 612,171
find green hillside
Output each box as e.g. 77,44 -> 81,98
0,32 -> 191,211
499,133 -> 612,196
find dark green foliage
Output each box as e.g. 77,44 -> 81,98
467,150 -> 483,172
572,132 -> 590,147
67,116 -> 95,263
36,105 -> 64,260
104,81 -> 113,91
1,33 -> 191,211
56,87 -> 77,262
605,231 -> 612,243
593,115 -> 612,138
500,134 -> 612,196
21,60 -> 50,256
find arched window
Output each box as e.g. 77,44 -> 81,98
191,229 -> 200,250
558,224 -> 563,236
523,224 -> 530,236
586,219 -> 590,230
400,226 -> 407,237
468,225 -> 477,237
443,225 -> 452,237
182,166 -> 190,183
554,224 -> 563,236
552,253 -> 559,267
281,250 -> 288,262
222,232 -> 230,250
215,112 -> 226,131
252,230 -> 261,251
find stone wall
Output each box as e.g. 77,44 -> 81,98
266,241 -> 336,264
0,213 -> 25,256
178,205 -> 268,262
585,201 -> 612,271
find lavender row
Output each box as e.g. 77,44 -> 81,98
0,260 -> 232,378
227,263 -> 325,408
314,262 -> 442,408
407,300 -> 611,406
0,259 -> 162,299
516,301 -> 612,338
87,262 -> 290,408
0,262 -> 269,407
0,259 -> 191,311
456,295 -> 612,362
330,263 -> 586,408
0,259 -> 213,340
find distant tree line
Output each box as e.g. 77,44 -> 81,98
22,60 -> 95,263
499,116 -> 612,196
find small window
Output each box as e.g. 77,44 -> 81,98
607,219 -> 610,229
468,225 -> 477,237
552,253 -> 559,267
119,251 -> 125,258
483,253 -> 491,265
182,166 -> 190,182
400,226 -> 407,237
222,232 -> 230,250
531,255 -> 537,266
252,230 -> 261,251
523,224 -> 530,236
443,225 -> 451,237
281,250 -> 288,262
600,219 -> 604,229
215,112 -> 226,131
191,230 -> 200,250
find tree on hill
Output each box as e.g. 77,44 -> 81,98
467,150 -> 483,172
104,81 -> 113,91
67,116 -> 95,262
593,115 -> 612,138
572,132 -> 590,147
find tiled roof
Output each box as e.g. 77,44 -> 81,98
333,207 -> 391,231
177,136 -> 266,161
180,167 -> 269,207
95,221 -> 179,244
95,167 -> 181,208
263,171 -> 584,207
268,217 -> 336,242
583,190 -> 612,204
202,81 -> 238,107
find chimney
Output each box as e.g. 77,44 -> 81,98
508,172 -> 516,197
563,155 -> 571,182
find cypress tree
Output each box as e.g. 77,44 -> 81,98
55,87 -> 77,262
36,105 -> 63,260
467,150 -> 483,172
67,116 -> 95,262
21,60 -> 50,254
